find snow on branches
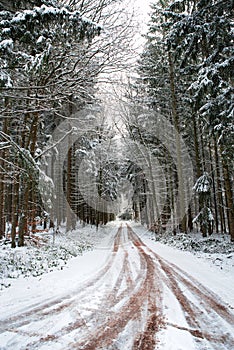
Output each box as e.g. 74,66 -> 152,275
193,172 -> 212,194
0,2 -> 101,88
193,173 -> 214,237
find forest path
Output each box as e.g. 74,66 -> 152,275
0,224 -> 233,350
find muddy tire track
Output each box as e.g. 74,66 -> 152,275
0,226 -> 123,332
129,226 -> 234,350
0,227 -> 125,345
65,227 -> 164,350
1,225 -> 165,350
1,224 -> 233,350
0,226 -> 142,349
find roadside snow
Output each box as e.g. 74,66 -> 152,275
0,222 -> 114,291
0,222 -> 117,319
131,222 -> 234,271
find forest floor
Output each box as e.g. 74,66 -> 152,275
0,221 -> 233,349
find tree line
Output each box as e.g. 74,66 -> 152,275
123,0 -> 233,240
0,0 -> 135,246
0,0 -> 233,247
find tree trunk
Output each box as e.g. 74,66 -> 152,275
11,180 -> 19,248
0,159 -> 5,239
147,152 -> 161,232
168,50 -> 187,232
66,144 -> 73,232
0,117 -> 9,238
18,186 -> 30,247
214,140 -> 226,234
18,112 -> 39,246
209,142 -> 219,233
222,160 -> 234,241
193,118 -> 202,179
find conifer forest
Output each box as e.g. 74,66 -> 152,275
0,2 -> 234,350
0,0 -> 233,244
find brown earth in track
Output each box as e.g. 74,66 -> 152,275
68,226 -> 164,350
128,226 -> 234,350
1,224 -> 234,350
0,227 -> 123,332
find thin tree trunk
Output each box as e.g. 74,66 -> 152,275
214,140 -> 226,233
168,50 -> 187,232
0,117 -> 9,238
222,159 -> 234,241
18,112 -> 38,246
66,145 -> 72,232
198,121 -> 207,174
193,118 -> 202,178
0,186 -> 6,239
147,152 -> 161,232
209,142 -> 219,233
11,180 -> 19,248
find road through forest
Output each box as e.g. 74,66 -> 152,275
0,224 -> 233,350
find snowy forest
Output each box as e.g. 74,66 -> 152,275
0,1 -> 234,349
0,0 -> 233,249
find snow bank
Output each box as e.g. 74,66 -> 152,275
0,223 -> 112,290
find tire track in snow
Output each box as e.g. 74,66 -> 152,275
0,226 -> 125,346
1,224 -> 233,350
67,227 -> 164,350
128,226 -> 234,350
156,254 -> 234,350
17,224 -> 164,350
0,226 -> 123,327
1,225 -> 150,349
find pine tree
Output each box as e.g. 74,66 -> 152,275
129,1 -> 193,233
163,0 -> 233,239
193,172 -> 214,237
0,0 -> 101,246
132,0 -> 233,239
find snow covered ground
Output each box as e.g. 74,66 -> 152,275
132,222 -> 234,306
0,220 -> 233,349
0,223 -> 110,290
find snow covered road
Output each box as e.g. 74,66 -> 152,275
0,223 -> 233,349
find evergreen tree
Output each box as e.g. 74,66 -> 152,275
130,0 -> 233,239
163,0 -> 234,239
0,0 -> 101,246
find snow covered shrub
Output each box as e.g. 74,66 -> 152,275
0,230 -> 93,289
193,173 -> 214,237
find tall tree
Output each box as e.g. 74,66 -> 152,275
0,0 -> 101,245
163,0 -> 233,239
127,0 -> 233,239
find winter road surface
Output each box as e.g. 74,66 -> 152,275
0,224 -> 234,350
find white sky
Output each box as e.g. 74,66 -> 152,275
134,0 -> 151,34
97,0 -> 152,115
128,0 -> 152,53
